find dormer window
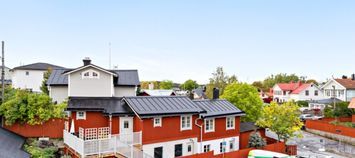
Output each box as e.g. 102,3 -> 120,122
82,70 -> 100,79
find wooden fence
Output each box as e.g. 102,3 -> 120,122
4,119 -> 65,138
305,118 -> 355,138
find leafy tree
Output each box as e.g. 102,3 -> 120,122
262,73 -> 300,90
221,82 -> 263,122
252,81 -> 265,92
206,67 -> 237,98
140,81 -> 159,89
296,100 -> 309,107
40,69 -> 52,95
159,80 -> 174,90
248,132 -> 266,149
306,79 -> 318,85
180,79 -> 199,91
333,102 -> 353,117
256,101 -> 303,142
0,89 -> 66,125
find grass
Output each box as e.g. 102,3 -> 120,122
330,120 -> 355,128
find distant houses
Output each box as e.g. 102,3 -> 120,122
321,75 -> 355,102
272,81 -> 323,103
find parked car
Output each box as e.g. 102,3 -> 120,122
248,150 -> 295,158
300,114 -> 323,121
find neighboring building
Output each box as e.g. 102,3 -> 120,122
0,127 -> 30,158
63,76 -> 245,158
0,66 -> 12,85
192,87 -> 208,99
11,62 -> 64,92
321,76 -> 355,101
138,89 -> 176,96
272,81 -> 323,103
47,58 -> 140,103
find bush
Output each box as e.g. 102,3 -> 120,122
296,100 -> 309,107
325,102 -> 353,118
25,139 -> 58,158
247,132 -> 266,149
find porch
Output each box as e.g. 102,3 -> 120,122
63,127 -> 152,158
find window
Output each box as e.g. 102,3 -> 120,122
283,91 -> 287,95
124,121 -> 129,129
84,72 -> 90,77
305,90 -> 309,96
220,142 -> 226,153
174,144 -> 183,157
25,71 -> 29,76
226,117 -> 235,130
314,90 -> 318,96
82,70 -> 100,79
203,145 -> 210,152
76,111 -> 86,120
229,140 -> 234,151
154,147 -> 163,158
181,115 -> 192,130
92,72 -> 98,77
205,118 -> 214,133
153,117 -> 162,127
187,144 -> 192,152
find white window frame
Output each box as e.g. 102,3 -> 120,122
226,116 -> 235,130
204,118 -> 215,133
181,115 -> 192,131
153,117 -> 162,127
203,144 -> 210,153
76,111 -> 86,120
82,70 -> 100,79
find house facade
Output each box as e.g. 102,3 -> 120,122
12,63 -> 64,92
57,59 -> 245,158
321,77 -> 355,102
272,81 -> 323,102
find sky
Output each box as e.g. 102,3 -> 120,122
1,0 -> 355,84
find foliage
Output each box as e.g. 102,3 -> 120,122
296,100 -> 309,107
262,73 -> 299,90
324,102 -> 353,118
40,69 -> 52,95
221,82 -> 263,122
306,79 -> 318,85
251,81 -> 265,92
0,89 -> 67,125
159,80 -> 174,89
256,101 -> 303,142
330,120 -> 355,128
25,139 -> 58,158
247,132 -> 267,149
140,81 -> 159,89
180,79 -> 199,91
324,106 -> 334,118
206,67 -> 238,99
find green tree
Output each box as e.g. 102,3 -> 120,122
221,82 -> 263,122
262,73 -> 300,90
0,89 -> 67,125
40,69 -> 52,95
256,101 -> 303,142
159,80 -> 174,89
248,132 -> 266,149
140,81 -> 159,89
306,79 -> 318,85
180,79 -> 199,91
252,81 -> 265,92
206,67 -> 237,98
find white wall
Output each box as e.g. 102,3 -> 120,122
114,86 -> 136,97
142,138 -> 198,158
196,136 -> 239,155
49,86 -> 68,103
322,79 -> 347,101
11,69 -> 45,92
272,85 -> 290,102
290,84 -> 324,101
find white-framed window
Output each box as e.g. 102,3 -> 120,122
205,118 -> 215,133
82,70 -> 100,79
203,144 -> 210,152
153,117 -> 162,127
220,142 -> 226,153
305,90 -> 309,96
226,116 -> 235,130
25,71 -> 29,76
76,111 -> 86,120
181,115 -> 192,130
314,90 -> 318,96
229,140 -> 235,151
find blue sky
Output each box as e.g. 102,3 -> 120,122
1,0 -> 355,84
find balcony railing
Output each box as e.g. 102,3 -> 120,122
64,130 -> 151,158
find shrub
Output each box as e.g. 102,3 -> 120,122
296,100 -> 309,107
247,132 -> 266,149
25,139 -> 58,158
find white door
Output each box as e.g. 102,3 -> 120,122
119,117 -> 133,143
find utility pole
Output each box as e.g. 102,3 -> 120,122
109,42 -> 111,69
1,41 -> 4,127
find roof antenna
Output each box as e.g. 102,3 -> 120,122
109,42 -> 111,69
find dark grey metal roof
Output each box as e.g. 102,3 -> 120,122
47,69 -> 140,86
192,88 -> 208,99
0,127 -> 30,158
12,62 -> 64,70
308,98 -> 343,104
193,99 -> 245,118
240,122 -> 260,133
67,97 -> 134,115
124,96 -> 205,118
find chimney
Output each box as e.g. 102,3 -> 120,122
83,57 -> 91,66
212,88 -> 220,99
203,86 -> 206,92
342,75 -> 348,79
352,74 -> 355,80
148,82 -> 154,90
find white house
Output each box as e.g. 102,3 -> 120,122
11,63 -> 64,92
272,81 -> 323,102
321,76 -> 355,102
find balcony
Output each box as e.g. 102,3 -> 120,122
63,128 -> 152,158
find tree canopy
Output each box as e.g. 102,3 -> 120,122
221,82 -> 263,122
256,101 -> 303,142
140,81 -> 160,89
40,69 -> 52,95
0,89 -> 67,125
180,79 -> 199,91
206,67 -> 238,98
159,80 -> 174,89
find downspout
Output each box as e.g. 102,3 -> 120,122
194,116 -> 203,154
109,114 -> 112,136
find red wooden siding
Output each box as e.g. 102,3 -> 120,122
4,119 -> 65,138
239,129 -> 266,149
202,117 -> 240,141
305,119 -> 355,138
71,111 -> 119,134
352,115 -> 355,123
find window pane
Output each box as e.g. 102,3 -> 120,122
174,144 -> 182,157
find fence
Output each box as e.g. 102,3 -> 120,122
179,142 -> 286,158
305,119 -> 355,138
4,118 -> 65,138
352,115 -> 355,123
